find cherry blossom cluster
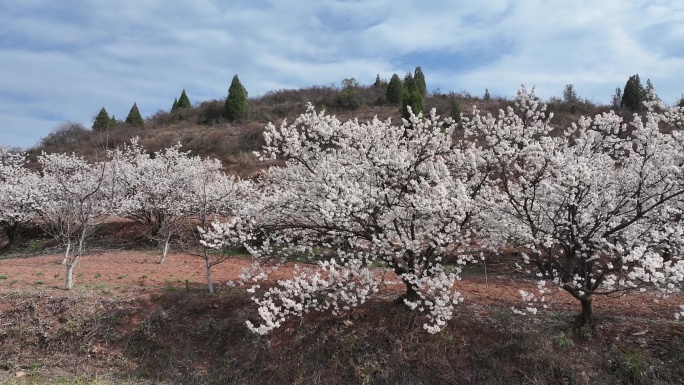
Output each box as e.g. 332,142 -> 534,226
36,152 -> 110,288
104,138 -> 254,265
0,149 -> 42,246
0,140 -> 249,289
246,256 -> 382,335
3,85 -> 684,329
200,104 -> 487,333
466,86 -> 684,323
199,94 -> 684,330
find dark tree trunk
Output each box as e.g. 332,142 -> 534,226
393,265 -> 420,304
577,297 -> 594,327
403,279 -> 420,303
3,230 -> 15,250
1,223 -> 17,250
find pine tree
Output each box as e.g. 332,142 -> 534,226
171,98 -> 178,112
125,103 -> 144,127
414,67 -> 427,98
386,73 -> 403,104
484,88 -> 491,101
177,89 -> 191,109
401,73 -> 424,120
621,74 -> 646,111
374,74 -> 383,88
611,87 -> 622,108
224,74 -> 249,121
678,95 -> 684,108
92,107 -> 113,131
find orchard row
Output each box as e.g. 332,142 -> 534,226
2,86 -> 684,334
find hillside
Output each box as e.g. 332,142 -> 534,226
29,82 -> 621,177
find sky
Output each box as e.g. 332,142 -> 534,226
1,0 -> 683,149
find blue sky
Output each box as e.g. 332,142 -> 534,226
1,0 -> 683,149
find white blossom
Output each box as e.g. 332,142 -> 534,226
207,104 -> 485,334
471,86 -> 684,323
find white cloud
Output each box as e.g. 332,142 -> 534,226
1,0 -> 683,148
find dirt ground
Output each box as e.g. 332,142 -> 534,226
2,249 -> 684,384
1,250 -> 682,322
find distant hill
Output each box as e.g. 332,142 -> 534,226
30,83 -> 624,177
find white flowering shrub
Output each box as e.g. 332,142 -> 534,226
204,104 -> 484,334
193,169 -> 255,293
245,256 -> 382,335
468,86 -> 684,325
108,139 -> 213,263
6,86 -> 682,332
0,149 -> 40,249
36,152 -> 109,289
191,176 -> 253,294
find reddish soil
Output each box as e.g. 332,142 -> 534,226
1,250 -> 682,321
2,249 -> 684,384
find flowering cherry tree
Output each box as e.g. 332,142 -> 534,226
467,87 -> 684,325
109,139 -> 203,263
183,157 -> 255,293
0,149 -> 40,249
203,105 -> 483,334
36,152 -> 108,289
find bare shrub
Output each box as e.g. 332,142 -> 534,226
38,123 -> 91,152
198,99 -> 225,125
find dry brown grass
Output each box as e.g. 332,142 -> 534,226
2,283 -> 683,384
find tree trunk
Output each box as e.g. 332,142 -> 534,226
159,233 -> 171,264
403,279 -> 420,303
61,242 -> 71,265
65,227 -> 87,290
577,296 -> 594,327
394,262 -> 420,304
1,225 -> 16,250
65,259 -> 76,289
205,251 -> 214,294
